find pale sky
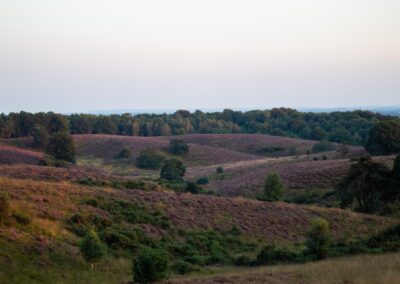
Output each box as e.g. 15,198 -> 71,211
0,0 -> 399,113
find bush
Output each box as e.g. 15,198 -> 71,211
259,172 -> 284,201
38,155 -> 67,167
12,212 -> 31,225
46,131 -> 76,163
136,149 -> 165,169
234,255 -> 252,266
185,182 -> 201,194
254,245 -> 298,265
312,141 -> 335,153
216,166 -> 224,174
79,230 -> 106,262
305,218 -> 331,260
171,260 -> 197,275
0,193 -> 10,225
196,177 -> 209,185
32,124 -> 49,148
133,247 -> 169,283
170,139 -> 189,155
160,159 -> 186,182
115,148 -> 132,159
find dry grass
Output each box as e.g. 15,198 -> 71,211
167,252 -> 400,284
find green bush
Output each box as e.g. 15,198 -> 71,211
365,120 -> 400,155
0,193 -> 10,225
160,159 -> 186,182
32,124 -> 49,148
171,260 -> 198,275
79,230 -> 106,262
253,245 -> 299,265
133,247 -> 169,283
196,177 -> 209,185
216,166 -> 224,174
259,172 -> 284,201
185,182 -> 201,194
46,131 -> 76,163
136,149 -> 165,169
305,218 -> 331,260
234,255 -> 252,266
170,139 -> 189,155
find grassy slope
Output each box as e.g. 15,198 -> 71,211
0,176 -> 397,283
167,252 -> 400,284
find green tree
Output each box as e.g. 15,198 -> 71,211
136,149 -> 165,169
31,124 -> 49,148
133,247 -> 169,283
169,139 -> 189,155
46,131 -> 76,163
0,193 -> 10,225
260,172 -> 284,201
79,230 -> 106,262
365,120 -> 400,155
306,218 -> 331,260
337,156 -> 390,213
312,140 -> 335,153
160,159 -> 186,181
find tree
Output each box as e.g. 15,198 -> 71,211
337,156 -> 390,214
46,131 -> 76,163
136,149 -> 165,169
133,247 -> 169,283
185,182 -> 201,194
365,120 -> 400,155
260,172 -> 284,201
32,124 -> 49,148
160,159 -> 186,181
79,230 -> 106,262
337,144 -> 350,157
169,139 -> 189,155
306,218 -> 331,260
0,193 -> 10,225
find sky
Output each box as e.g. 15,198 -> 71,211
0,0 -> 399,113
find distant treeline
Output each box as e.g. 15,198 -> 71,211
0,109 -> 397,145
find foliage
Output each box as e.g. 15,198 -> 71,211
365,120 -> 400,155
115,148 -> 132,159
136,149 -> 165,169
79,230 -> 106,262
185,182 -> 201,194
259,172 -> 284,201
216,166 -> 224,174
169,139 -> 189,155
0,193 -> 10,225
312,140 -> 335,153
305,218 -> 331,260
196,177 -> 209,185
132,247 -> 169,283
1,109 -> 395,146
46,131 -> 76,163
31,124 -> 49,148
160,159 -> 186,181
253,245 -> 300,265
337,144 -> 350,157
336,156 -> 392,214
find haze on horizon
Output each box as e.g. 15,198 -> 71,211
1,0 -> 399,113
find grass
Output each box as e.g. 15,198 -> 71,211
167,252 -> 400,283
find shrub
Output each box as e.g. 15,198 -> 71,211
312,141 -> 335,153
254,245 -> 298,265
216,166 -> 224,174
136,149 -> 165,169
133,247 -> 169,283
32,124 -> 49,148
185,182 -> 201,194
0,193 -> 10,225
260,172 -> 284,201
160,159 -> 186,181
79,230 -> 106,262
196,177 -> 209,185
171,260 -> 197,275
322,155 -> 328,160
337,143 -> 350,157
12,212 -> 31,225
46,131 -> 76,163
305,218 -> 331,260
169,139 -> 189,155
234,255 -> 252,266
115,148 -> 132,159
